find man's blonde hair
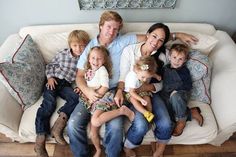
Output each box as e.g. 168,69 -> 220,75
68,30 -> 90,47
99,11 -> 123,32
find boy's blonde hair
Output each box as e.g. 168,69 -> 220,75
68,30 -> 90,47
99,11 -> 123,32
134,56 -> 157,75
170,43 -> 190,59
85,46 -> 113,78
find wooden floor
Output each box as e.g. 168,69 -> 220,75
0,133 -> 236,157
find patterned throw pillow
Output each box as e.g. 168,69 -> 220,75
186,50 -> 212,104
0,35 -> 45,109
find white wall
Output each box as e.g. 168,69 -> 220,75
0,0 -> 236,44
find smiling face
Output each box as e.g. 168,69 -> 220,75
169,50 -> 187,69
144,28 -> 166,54
88,49 -> 105,71
99,20 -> 121,44
70,41 -> 86,57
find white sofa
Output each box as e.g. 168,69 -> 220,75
0,22 -> 236,146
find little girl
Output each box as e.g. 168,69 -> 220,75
124,56 -> 160,122
79,46 -> 134,157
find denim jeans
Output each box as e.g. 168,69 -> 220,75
168,91 -> 188,121
67,89 -> 124,157
35,78 -> 79,134
124,92 -> 173,148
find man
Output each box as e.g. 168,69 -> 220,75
67,10 -> 198,157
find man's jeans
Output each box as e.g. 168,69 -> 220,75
67,89 -> 124,157
35,78 -> 79,134
124,92 -> 173,148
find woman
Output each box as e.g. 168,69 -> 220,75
117,23 -> 203,157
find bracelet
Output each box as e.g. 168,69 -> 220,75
172,33 -> 176,40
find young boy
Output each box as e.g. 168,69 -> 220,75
34,30 -> 90,157
160,43 -> 192,136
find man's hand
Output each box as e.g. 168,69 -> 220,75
46,78 -> 57,90
84,88 -> 102,103
114,89 -> 124,107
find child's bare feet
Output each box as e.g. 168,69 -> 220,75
93,148 -> 102,157
120,105 -> 135,122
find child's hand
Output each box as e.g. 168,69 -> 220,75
154,74 -> 162,81
140,99 -> 147,106
46,78 -> 57,90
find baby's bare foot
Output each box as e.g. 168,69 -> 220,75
120,106 -> 135,122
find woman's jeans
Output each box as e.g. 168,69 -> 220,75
67,89 -> 124,157
35,78 -> 79,134
124,92 -> 173,148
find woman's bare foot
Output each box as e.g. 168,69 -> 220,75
93,148 -> 102,157
123,147 -> 136,157
153,143 -> 165,157
120,105 -> 135,122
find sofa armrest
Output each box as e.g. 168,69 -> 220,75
0,33 -> 24,141
209,30 -> 236,145
0,82 -> 23,141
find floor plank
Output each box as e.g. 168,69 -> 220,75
0,133 -> 235,157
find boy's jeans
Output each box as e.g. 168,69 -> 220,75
169,91 -> 188,121
67,89 -> 124,157
35,78 -> 79,134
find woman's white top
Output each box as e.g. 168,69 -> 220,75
119,42 -> 167,93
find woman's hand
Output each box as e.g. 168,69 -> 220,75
176,32 -> 199,45
46,78 -> 57,90
114,89 -> 124,107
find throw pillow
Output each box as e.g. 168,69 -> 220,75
0,35 -> 46,109
165,31 -> 218,55
186,50 -> 212,104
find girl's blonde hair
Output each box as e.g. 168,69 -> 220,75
134,56 -> 157,75
85,46 -> 113,78
68,30 -> 90,47
99,11 -> 123,32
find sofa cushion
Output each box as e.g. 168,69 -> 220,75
187,50 -> 212,104
166,31 -> 218,55
19,97 -> 217,145
33,32 -> 69,63
0,35 -> 45,109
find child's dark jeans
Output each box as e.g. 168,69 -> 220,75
35,78 -> 79,134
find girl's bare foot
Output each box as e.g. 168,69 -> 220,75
120,105 -> 135,122
123,147 -> 136,157
93,148 -> 102,157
